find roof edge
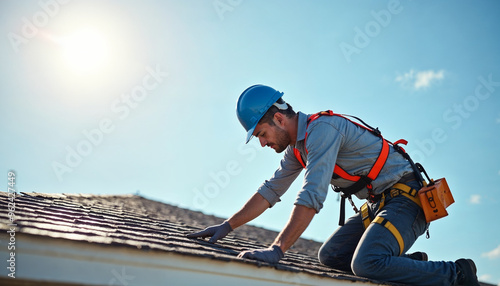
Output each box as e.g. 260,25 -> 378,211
2,233 -> 385,286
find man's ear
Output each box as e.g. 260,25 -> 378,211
273,112 -> 285,127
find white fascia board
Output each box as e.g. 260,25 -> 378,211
0,233 -> 382,286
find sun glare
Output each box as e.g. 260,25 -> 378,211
60,28 -> 109,74
29,4 -> 146,106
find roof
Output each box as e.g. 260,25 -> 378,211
0,192 -> 492,286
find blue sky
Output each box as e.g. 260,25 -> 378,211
1,0 -> 499,284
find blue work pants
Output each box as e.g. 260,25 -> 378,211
318,181 -> 459,285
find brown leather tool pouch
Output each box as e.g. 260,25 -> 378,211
418,178 -> 455,223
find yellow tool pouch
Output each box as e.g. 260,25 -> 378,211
418,178 -> 454,223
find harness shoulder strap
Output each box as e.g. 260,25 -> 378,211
292,110 -> 410,226
293,148 -> 306,168
296,110 -> 391,188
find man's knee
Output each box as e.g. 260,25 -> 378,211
317,246 -> 330,265
351,254 -> 386,279
318,246 -> 352,272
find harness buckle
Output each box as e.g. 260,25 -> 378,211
390,188 -> 400,198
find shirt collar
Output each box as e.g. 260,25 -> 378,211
295,111 -> 308,143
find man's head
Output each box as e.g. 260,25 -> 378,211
236,85 -> 297,152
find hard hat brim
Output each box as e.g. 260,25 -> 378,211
245,124 -> 257,144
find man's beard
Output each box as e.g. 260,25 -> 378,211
273,125 -> 291,153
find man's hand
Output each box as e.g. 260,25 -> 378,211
237,245 -> 284,264
187,221 -> 233,243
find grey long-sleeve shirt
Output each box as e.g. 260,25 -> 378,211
257,111 -> 413,213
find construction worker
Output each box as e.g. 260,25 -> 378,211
188,85 -> 479,286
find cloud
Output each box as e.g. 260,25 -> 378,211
482,244 -> 500,259
414,70 -> 445,89
478,274 -> 491,282
395,69 -> 445,90
469,194 -> 481,204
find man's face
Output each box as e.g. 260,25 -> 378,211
254,122 -> 291,153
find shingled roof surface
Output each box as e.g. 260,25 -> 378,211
0,191 -> 402,285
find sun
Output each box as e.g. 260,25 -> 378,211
60,28 -> 110,74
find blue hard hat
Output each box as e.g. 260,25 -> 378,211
236,84 -> 284,143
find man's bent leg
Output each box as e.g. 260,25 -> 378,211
318,211 -> 364,272
351,195 -> 457,285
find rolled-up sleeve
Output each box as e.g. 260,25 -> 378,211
295,122 -> 342,213
257,147 -> 304,207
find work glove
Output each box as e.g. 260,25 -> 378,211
186,221 -> 233,243
237,245 -> 284,264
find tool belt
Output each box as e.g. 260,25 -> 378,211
362,172 -> 455,226
360,170 -> 455,256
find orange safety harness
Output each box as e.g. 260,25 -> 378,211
293,110 -> 418,225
